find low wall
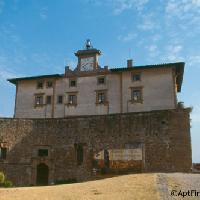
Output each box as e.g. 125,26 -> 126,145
0,108 -> 192,186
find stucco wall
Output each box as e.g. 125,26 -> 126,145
0,108 -> 192,186
122,68 -> 175,113
15,79 -> 55,118
14,68 -> 176,118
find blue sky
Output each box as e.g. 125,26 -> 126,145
0,0 -> 199,162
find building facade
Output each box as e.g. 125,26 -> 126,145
8,41 -> 184,118
0,41 -> 192,186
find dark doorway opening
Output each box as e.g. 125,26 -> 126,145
75,144 -> 84,166
104,149 -> 109,168
36,163 -> 49,185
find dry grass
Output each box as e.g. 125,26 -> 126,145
0,174 -> 159,200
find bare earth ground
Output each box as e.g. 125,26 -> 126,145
165,173 -> 200,200
0,173 -> 199,200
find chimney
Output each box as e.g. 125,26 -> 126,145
104,65 -> 108,70
65,66 -> 70,75
127,59 -> 133,68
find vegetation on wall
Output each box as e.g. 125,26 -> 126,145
54,178 -> 77,185
0,171 -> 13,187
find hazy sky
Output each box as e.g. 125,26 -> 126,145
0,0 -> 199,162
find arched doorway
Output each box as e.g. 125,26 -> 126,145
36,163 -> 49,185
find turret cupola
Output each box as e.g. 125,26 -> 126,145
75,39 -> 101,71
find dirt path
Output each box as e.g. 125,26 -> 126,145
166,173 -> 200,200
157,173 -> 173,200
157,173 -> 200,200
0,174 -> 159,200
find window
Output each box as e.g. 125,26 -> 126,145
75,144 -> 83,165
132,73 -> 141,81
37,81 -> 44,89
57,95 -> 63,104
98,92 -> 105,103
0,147 -> 7,159
131,87 -> 143,103
97,76 -> 105,85
46,96 -> 52,104
35,95 -> 43,106
96,90 -> 107,104
38,149 -> 48,157
46,81 -> 53,88
69,79 -> 77,87
68,94 -> 77,105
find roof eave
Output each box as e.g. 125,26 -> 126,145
75,49 -> 101,56
175,62 -> 185,92
7,79 -> 17,85
7,74 -> 64,85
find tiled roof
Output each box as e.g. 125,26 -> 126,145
8,74 -> 64,84
110,62 -> 184,71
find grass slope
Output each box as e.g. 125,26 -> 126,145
0,174 -> 159,200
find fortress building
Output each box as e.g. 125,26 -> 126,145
8,40 -> 183,118
0,40 -> 192,186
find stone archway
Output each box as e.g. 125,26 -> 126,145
36,163 -> 49,185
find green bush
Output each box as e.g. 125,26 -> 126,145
0,171 -> 5,184
0,171 -> 13,187
4,180 -> 13,188
54,178 -> 77,185
100,167 -> 107,175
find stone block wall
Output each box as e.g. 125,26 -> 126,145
0,108 -> 192,186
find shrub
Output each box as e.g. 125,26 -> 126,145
0,171 -> 5,184
4,180 -> 13,188
0,171 -> 13,187
100,167 -> 107,175
54,178 -> 77,185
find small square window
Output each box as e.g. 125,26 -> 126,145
57,95 -> 63,104
131,88 -> 142,102
0,147 -> 7,159
37,81 -> 43,89
38,149 -> 48,157
98,93 -> 105,103
96,91 -> 107,104
46,81 -> 53,88
132,74 -> 141,81
46,96 -> 52,104
97,77 -> 105,85
68,94 -> 77,105
69,79 -> 77,87
35,95 -> 43,106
